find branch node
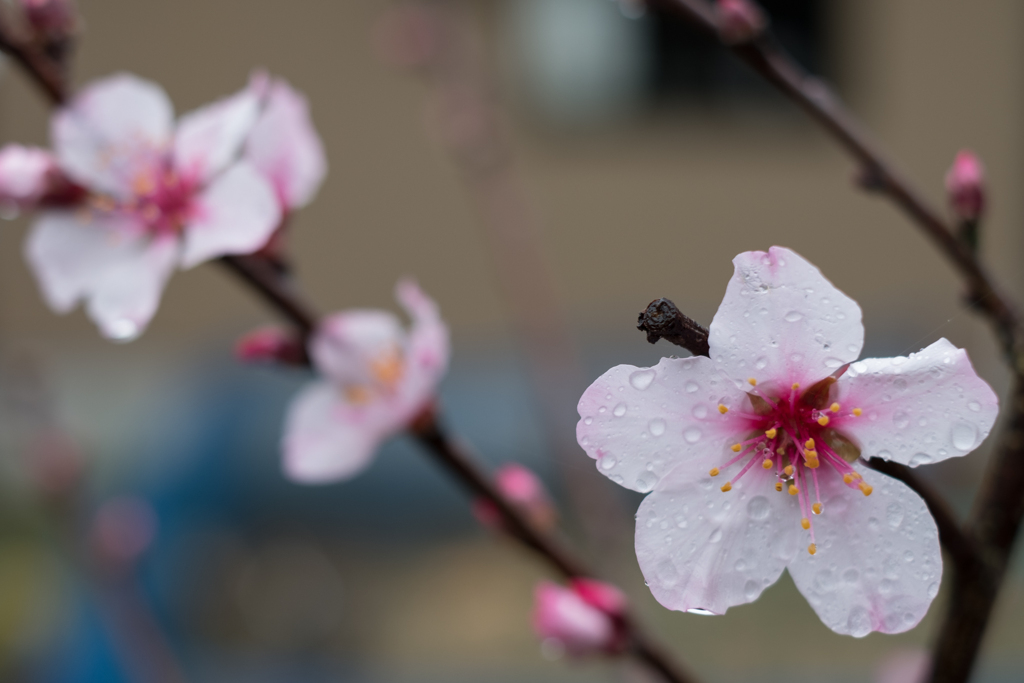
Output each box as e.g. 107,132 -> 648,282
637,298 -> 710,357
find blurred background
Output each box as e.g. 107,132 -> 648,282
0,0 -> 1022,681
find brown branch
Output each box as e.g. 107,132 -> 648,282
0,14 -> 67,105
638,298 -> 710,356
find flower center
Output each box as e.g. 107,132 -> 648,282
343,346 -> 406,405
709,376 -> 868,555
89,167 -> 198,237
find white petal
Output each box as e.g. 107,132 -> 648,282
709,246 -> 864,388
394,279 -> 449,417
245,79 -> 327,209
837,339 -> 998,467
173,82 -> 260,184
787,469 -> 942,636
311,310 -> 407,386
180,162 -> 281,268
576,356 -> 747,493
85,235 -> 178,341
282,381 -> 391,483
635,462 -> 801,616
53,73 -> 172,197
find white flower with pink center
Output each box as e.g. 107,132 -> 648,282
577,246 -> 998,636
282,280 -> 449,483
25,73 -> 282,341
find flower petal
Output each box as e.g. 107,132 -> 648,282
787,469 -> 942,636
245,79 -> 327,210
173,81 -> 261,184
179,161 -> 281,268
577,355 -> 745,493
282,380 -> 392,483
635,462 -> 801,616
394,279 -> 449,416
53,73 -> 172,197
709,246 -> 864,388
311,310 -> 407,386
836,338 -> 998,466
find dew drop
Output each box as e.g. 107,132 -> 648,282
600,456 -> 618,471
692,404 -> 708,419
636,472 -> 658,492
886,502 -> 904,529
746,496 -> 770,521
967,400 -> 981,412
687,608 -> 716,616
951,422 -> 977,451
709,528 -> 723,543
904,550 -> 915,563
784,310 -> 803,322
824,357 -> 844,368
909,453 -> 933,466
598,406 -> 606,414
630,369 -> 656,391
892,411 -> 910,429
842,568 -> 860,584
648,418 -> 666,437
755,356 -> 768,370
583,417 -> 593,425
684,427 -> 702,444
613,402 -> 627,418
107,318 -> 141,342
685,381 -> 699,393
734,559 -> 747,572
743,580 -> 759,600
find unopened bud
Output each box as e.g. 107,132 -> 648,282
472,464 -> 556,532
945,150 -> 985,222
20,0 -> 76,39
235,326 -> 305,366
90,496 -> 158,570
0,145 -> 57,215
715,0 -> 766,45
532,580 -> 626,657
570,578 -> 627,617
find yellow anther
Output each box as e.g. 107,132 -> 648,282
762,459 -> 773,469
774,481 -> 783,492
852,408 -> 863,417
808,543 -> 817,556
859,482 -> 874,496
765,428 -> 777,439
812,502 -> 823,515
806,458 -> 820,469
783,465 -> 794,476
718,404 -> 729,414
792,383 -> 800,390
731,443 -> 743,453
852,472 -> 863,480
804,449 -> 817,458
748,378 -> 758,386
709,468 -> 720,477
843,474 -> 854,484
788,484 -> 799,496
801,517 -> 811,530
817,415 -> 830,426
830,402 -> 841,413
804,438 -> 815,449
721,482 -> 733,492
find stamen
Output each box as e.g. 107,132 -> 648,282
748,378 -> 757,386
817,415 -> 830,426
852,408 -> 862,416
721,482 -> 733,492
709,468 -> 720,477
804,438 -> 815,449
830,402 -> 841,413
812,502 -> 823,515
808,543 -> 817,555
731,443 -> 743,452
843,473 -> 854,484
791,383 -> 800,390
718,404 -> 729,414
783,465 -> 794,476
765,428 -> 777,439
788,484 -> 799,496
774,481 -> 783,492
762,459 -> 773,469
858,482 -> 873,496
801,517 -> 811,530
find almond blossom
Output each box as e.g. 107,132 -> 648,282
577,246 -> 998,636
22,73 -> 284,340
282,280 -> 449,483
532,579 -> 626,657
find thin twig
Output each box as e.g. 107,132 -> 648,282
0,14 -> 67,105
638,298 -> 710,357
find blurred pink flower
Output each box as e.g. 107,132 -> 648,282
945,150 -> 985,221
577,246 -> 998,636
24,73 -> 281,340
532,580 -> 625,657
245,77 -> 327,212
472,463 -> 557,531
235,325 -> 305,366
282,280 -> 449,483
0,145 -> 58,211
715,0 -> 766,45
20,0 -> 75,37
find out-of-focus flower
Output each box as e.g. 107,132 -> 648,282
19,0 -> 76,39
374,3 -> 444,71
472,463 -> 557,531
715,0 -> 766,45
578,246 -> 998,636
876,648 -> 929,683
0,145 -> 58,212
90,496 -> 158,569
235,325 -> 305,366
245,77 -> 327,212
945,150 -> 985,222
282,280 -> 449,483
532,579 -> 626,657
23,73 -> 281,341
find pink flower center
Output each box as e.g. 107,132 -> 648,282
90,166 -> 199,237
710,376 -> 869,556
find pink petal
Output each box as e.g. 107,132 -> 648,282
0,145 -> 56,208
53,73 -> 172,198
836,338 -> 998,467
245,79 -> 327,210
709,246 -> 864,388
787,469 -> 941,636
532,582 -> 615,655
635,461 -> 801,616
311,310 -> 407,386
180,161 -> 281,268
576,356 -> 745,493
173,81 -> 261,185
394,279 -> 449,417
281,381 -> 391,483
25,210 -> 174,341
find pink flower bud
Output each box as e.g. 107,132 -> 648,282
570,578 -> 627,617
0,145 -> 57,212
715,0 -> 766,45
91,497 -> 158,569
472,464 -> 556,532
235,326 -> 305,366
532,581 -> 625,657
19,0 -> 75,38
945,150 -> 985,221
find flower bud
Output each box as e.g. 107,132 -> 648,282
715,0 -> 766,45
945,150 -> 985,222
90,496 -> 158,570
472,464 -> 556,532
532,580 -> 625,657
0,145 -> 57,214
19,0 -> 76,39
235,326 -> 305,366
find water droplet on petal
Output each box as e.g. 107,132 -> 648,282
685,381 -> 699,393
746,496 -> 770,521
951,422 -> 977,451
583,417 -> 593,425
909,453 -> 933,466
683,427 -> 702,444
967,400 -> 981,412
107,318 -> 141,342
630,369 -> 656,391
886,502 -> 904,529
600,456 -> 617,471
692,404 -> 708,419
734,559 -> 747,572
755,356 -> 768,370
648,418 -> 666,437
686,608 -> 716,616
636,471 -> 658,492
893,411 -> 910,429
708,528 -> 723,543
613,402 -> 627,418
784,311 -> 803,322
743,580 -> 759,600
